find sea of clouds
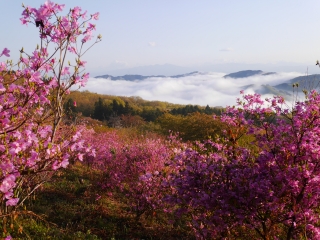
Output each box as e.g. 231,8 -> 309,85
82,72 -> 304,107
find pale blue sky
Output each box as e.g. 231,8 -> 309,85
2,0 -> 320,75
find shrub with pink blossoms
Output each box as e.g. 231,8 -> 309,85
0,0 -> 100,215
167,92 -> 320,239
82,129 -> 186,220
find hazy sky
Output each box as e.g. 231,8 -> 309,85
1,0 -> 320,76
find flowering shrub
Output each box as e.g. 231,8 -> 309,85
167,92 -> 320,239
82,129 -> 186,220
0,0 -> 99,217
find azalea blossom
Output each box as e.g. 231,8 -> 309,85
92,12 -> 99,20
1,48 -> 10,57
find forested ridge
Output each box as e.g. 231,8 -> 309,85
65,90 -> 223,121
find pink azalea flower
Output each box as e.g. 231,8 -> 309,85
67,46 -> 77,54
71,6 -> 81,18
77,153 -> 83,161
80,73 -> 89,87
92,12 -> 99,20
52,160 -> 60,170
6,197 -> 19,206
88,23 -> 96,31
0,83 -> 5,92
81,10 -> 87,19
78,60 -> 86,67
1,48 -> 10,57
81,33 -> 92,43
0,62 -> 6,71
61,158 -> 69,168
61,67 -> 70,75
0,174 -> 16,193
20,17 -> 28,25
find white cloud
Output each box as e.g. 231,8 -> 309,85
220,47 -> 233,52
148,42 -> 156,47
83,72 -> 303,107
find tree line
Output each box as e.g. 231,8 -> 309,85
64,91 -> 224,124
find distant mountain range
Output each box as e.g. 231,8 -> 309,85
95,62 -> 319,77
223,70 -> 276,78
95,71 -> 201,81
95,70 -> 320,100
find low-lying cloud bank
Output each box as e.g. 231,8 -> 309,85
82,72 -> 304,107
